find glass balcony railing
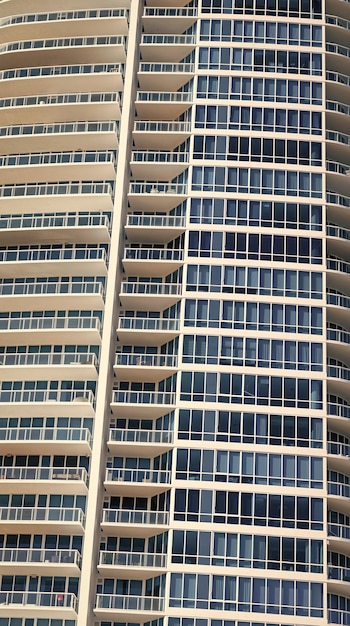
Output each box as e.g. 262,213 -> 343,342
0,121 -> 118,140
1,63 -> 123,82
327,224 -> 350,241
133,121 -> 191,134
326,100 -> 350,117
0,150 -> 116,168
0,8 -> 128,28
328,564 -> 350,583
126,215 -> 185,228
0,35 -> 126,55
326,14 -> 350,30
136,91 -> 192,103
326,131 -> 350,147
326,161 -> 350,176
0,426 -> 92,446
327,364 -> 350,382
115,354 -> 177,368
109,428 -> 173,445
99,551 -> 166,568
105,468 -> 171,485
138,62 -> 194,73
0,315 -> 101,334
102,509 -> 169,526
95,594 -> 164,612
326,42 -> 350,60
0,181 -> 114,200
112,390 -> 175,405
0,247 -> 107,264
0,389 -> 95,407
0,466 -> 88,483
328,480 -> 350,498
327,192 -> 350,208
120,282 -> 181,296
118,317 -> 179,332
124,248 -> 183,262
0,213 -> 111,232
0,548 -> 81,568
141,34 -> 196,45
328,440 -> 350,457
0,92 -> 120,110
0,506 -> 85,525
131,151 -> 188,165
0,280 -> 105,299
329,521 -> 350,541
326,70 -> 350,89
0,591 -> 78,610
143,7 -> 197,17
327,327 -> 350,345
328,401 -> 350,419
129,182 -> 187,195
327,257 -> 350,274
0,351 -> 98,369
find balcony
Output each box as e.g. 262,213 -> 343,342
108,428 -> 173,456
130,150 -> 188,180
0,548 -> 81,576
0,246 -> 108,279
327,398 -> 350,438
0,506 -> 85,534
95,594 -> 164,622
0,315 -> 102,346
133,119 -> 191,150
125,214 -> 186,244
142,7 -> 198,34
120,282 -> 182,310
327,291 -> 350,329
327,257 -> 350,293
0,181 -> 114,213
135,91 -> 192,120
114,353 -> 177,383
138,62 -> 194,91
117,316 -> 180,346
328,564 -> 350,595
0,150 -> 116,185
328,363 -> 350,399
326,100 -> 350,139
140,33 -> 196,62
326,42 -> 350,76
98,551 -> 167,578
0,351 -> 98,382
328,477 -> 350,516
326,70 -> 350,103
0,388 -> 95,418
0,466 -> 88,495
128,182 -> 187,211
101,508 -> 169,537
328,440 -> 350,475
327,326 -> 350,363
327,225 -> 350,262
123,247 -> 183,277
0,279 -> 105,312
0,426 -> 92,455
111,390 -> 176,419
328,521 -> 350,555
104,468 -> 171,497
0,591 -> 77,619
0,92 -> 121,128
0,212 -> 111,246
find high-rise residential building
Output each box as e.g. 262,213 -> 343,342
1,0 -> 350,624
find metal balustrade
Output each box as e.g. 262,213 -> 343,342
124,248 -> 183,262
327,364 -> 350,382
0,548 -> 81,567
327,192 -> 350,208
143,7 -> 197,17
0,591 -> 78,610
131,151 -> 188,164
326,71 -> 350,89
0,388 -> 95,407
0,427 -> 92,446
0,213 -> 111,232
328,480 -> 350,498
326,161 -> 350,175
0,280 -> 105,298
328,401 -> 350,419
136,91 -> 192,102
115,354 -> 177,368
0,315 -> 101,334
129,182 -> 187,194
0,8 -> 128,28
95,594 -> 164,612
327,327 -> 350,346
0,36 -> 126,55
134,121 -> 191,133
327,225 -> 350,241
141,35 -> 196,45
326,14 -> 350,30
105,468 -> 171,484
0,247 -> 107,264
0,466 -> 88,483
327,131 -> 350,147
109,428 -> 173,445
99,551 -> 166,568
328,440 -> 350,457
112,390 -> 175,405
0,506 -> 85,525
126,215 -> 185,228
120,282 -> 181,296
0,150 -> 116,168
118,317 -> 179,332
0,92 -> 120,110
0,181 -> 113,199
0,121 -> 118,139
0,63 -> 123,82
327,100 -> 350,117
0,351 -> 98,368
102,509 -> 169,526
327,257 -> 350,274
139,62 -> 194,73
329,521 -> 350,541
327,42 -> 350,60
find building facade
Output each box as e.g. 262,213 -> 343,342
0,0 -> 349,624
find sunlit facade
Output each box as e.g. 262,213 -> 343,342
0,0 -> 349,625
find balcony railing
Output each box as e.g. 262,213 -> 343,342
133,121 -> 191,134
328,480 -> 350,498
0,466 -> 88,484
326,42 -> 350,60
0,8 -> 128,28
0,181 -> 113,199
328,401 -> 350,419
0,388 -> 95,407
328,564 -> 350,583
102,508 -> 169,526
0,247 -> 107,264
95,594 -> 164,612
139,62 -> 194,73
327,364 -> 350,382
326,131 -> 350,148
0,315 -> 101,334
0,280 -> 105,298
0,121 -> 118,140
105,468 -> 171,485
1,63 -> 123,82
326,161 -> 350,176
327,192 -> 350,208
329,521 -> 350,541
136,91 -> 192,103
327,327 -> 350,345
327,258 -> 350,274
327,225 -> 350,241
141,34 -> 196,45
0,150 -> 116,168
129,182 -> 187,195
326,70 -> 350,89
99,551 -> 166,568
115,354 -> 177,368
0,548 -> 81,568
0,92 -> 120,110
120,283 -> 181,296
0,591 -> 78,610
118,317 -> 179,332
328,440 -> 350,457
109,428 -> 173,445
143,7 -> 197,17
131,151 -> 188,164
326,14 -> 350,30
0,506 -> 85,525
112,390 -> 175,405
0,35 -> 127,55
0,426 -> 92,446
327,292 -> 350,310
326,100 -> 350,117
0,213 -> 111,233
124,248 -> 183,262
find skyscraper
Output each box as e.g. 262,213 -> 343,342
0,0 -> 349,624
